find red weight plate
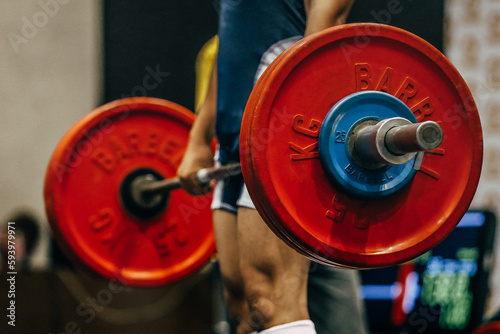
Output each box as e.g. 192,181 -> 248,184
241,23 -> 483,268
474,322 -> 500,334
44,97 -> 215,286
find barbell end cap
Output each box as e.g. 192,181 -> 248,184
415,121 -> 444,151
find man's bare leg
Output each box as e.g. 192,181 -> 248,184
213,209 -> 251,332
237,207 -> 311,333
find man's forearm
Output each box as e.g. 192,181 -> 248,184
304,0 -> 354,36
177,61 -> 217,194
189,62 -> 217,146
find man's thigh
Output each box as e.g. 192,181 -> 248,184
237,207 -> 310,327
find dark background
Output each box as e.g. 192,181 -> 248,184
103,0 -> 444,111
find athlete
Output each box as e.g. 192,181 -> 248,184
178,1 -> 366,333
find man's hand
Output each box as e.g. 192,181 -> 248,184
177,141 -> 215,195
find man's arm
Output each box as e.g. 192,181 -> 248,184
177,62 -> 217,195
304,0 -> 354,36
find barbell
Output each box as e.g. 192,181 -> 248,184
44,23 -> 482,286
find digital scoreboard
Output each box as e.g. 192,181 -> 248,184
360,211 -> 497,334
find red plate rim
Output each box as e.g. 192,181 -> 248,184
474,321 -> 500,334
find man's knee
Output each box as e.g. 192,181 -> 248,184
245,288 -> 276,330
241,272 -> 278,329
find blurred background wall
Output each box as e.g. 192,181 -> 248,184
444,0 -> 500,316
0,0 -> 102,269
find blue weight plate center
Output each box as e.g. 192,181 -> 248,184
318,91 -> 418,199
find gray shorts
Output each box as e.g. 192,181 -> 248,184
308,264 -> 368,334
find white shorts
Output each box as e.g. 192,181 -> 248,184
211,175 -> 255,214
210,149 -> 255,214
